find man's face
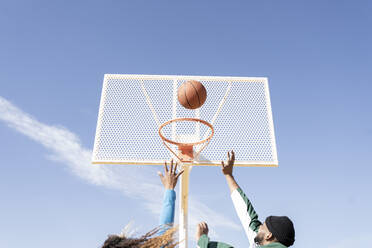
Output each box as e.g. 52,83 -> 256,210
254,222 -> 271,245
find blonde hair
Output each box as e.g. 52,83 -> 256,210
101,226 -> 179,248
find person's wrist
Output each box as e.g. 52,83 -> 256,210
199,234 -> 208,240
165,184 -> 175,190
224,173 -> 234,178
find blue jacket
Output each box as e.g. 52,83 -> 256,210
158,189 -> 176,234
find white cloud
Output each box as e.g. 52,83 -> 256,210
0,96 -> 240,240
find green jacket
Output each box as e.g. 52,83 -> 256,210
197,188 -> 288,248
261,243 -> 287,248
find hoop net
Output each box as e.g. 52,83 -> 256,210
159,118 -> 214,163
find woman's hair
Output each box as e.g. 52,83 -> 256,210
101,226 -> 178,248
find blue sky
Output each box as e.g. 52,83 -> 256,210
1,1 -> 372,247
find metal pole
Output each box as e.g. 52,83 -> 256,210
179,165 -> 190,248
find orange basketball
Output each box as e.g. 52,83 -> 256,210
177,80 -> 207,109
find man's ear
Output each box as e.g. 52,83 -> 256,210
265,232 -> 273,240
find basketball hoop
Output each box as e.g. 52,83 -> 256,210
158,118 -> 214,163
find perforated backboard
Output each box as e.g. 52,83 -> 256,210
92,74 -> 278,166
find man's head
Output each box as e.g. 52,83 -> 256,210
254,216 -> 295,247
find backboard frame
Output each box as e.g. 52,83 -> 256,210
92,74 -> 278,167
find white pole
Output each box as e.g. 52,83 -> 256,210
179,165 -> 190,248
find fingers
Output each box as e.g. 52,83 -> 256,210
165,159 -> 179,173
197,222 -> 209,234
227,150 -> 235,161
173,160 -> 178,174
157,171 -> 164,179
198,222 -> 205,229
157,171 -> 165,186
170,159 -> 179,174
175,169 -> 184,179
221,160 -> 225,168
165,159 -> 180,175
164,161 -> 169,173
169,159 -> 174,174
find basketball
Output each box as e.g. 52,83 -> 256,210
177,80 -> 207,109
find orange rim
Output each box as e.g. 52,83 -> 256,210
158,118 -> 214,146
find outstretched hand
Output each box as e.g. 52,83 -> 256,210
158,159 -> 184,190
196,222 -> 209,241
221,150 -> 235,176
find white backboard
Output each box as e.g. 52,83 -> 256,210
92,74 -> 278,167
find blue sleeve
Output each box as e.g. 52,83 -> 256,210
158,189 -> 176,234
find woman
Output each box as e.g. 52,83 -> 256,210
101,160 -> 183,248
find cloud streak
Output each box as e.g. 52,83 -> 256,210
0,96 -> 240,239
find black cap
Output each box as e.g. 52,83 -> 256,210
265,216 -> 295,247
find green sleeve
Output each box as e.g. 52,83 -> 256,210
237,187 -> 262,232
197,234 -> 234,248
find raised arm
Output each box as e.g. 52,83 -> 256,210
221,151 -> 239,193
222,151 -> 261,247
158,160 -> 183,229
196,222 -> 234,248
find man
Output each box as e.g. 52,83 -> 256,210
196,151 -> 295,248
101,159 -> 183,248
